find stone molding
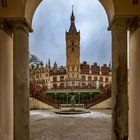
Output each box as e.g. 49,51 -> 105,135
108,16 -> 129,31
0,18 -> 12,36
128,17 -> 140,33
108,16 -> 140,32
9,17 -> 33,33
0,17 -> 32,34
10,20 -> 30,34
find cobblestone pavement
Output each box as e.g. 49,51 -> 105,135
30,109 -> 111,140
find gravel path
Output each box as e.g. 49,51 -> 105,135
30,109 -> 111,140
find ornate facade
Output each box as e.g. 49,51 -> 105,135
30,10 -> 112,90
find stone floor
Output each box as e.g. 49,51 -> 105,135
30,109 -> 111,140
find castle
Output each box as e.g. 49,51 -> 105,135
30,9 -> 112,90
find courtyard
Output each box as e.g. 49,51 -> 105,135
30,109 -> 111,140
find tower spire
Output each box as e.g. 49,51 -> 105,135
71,5 -> 75,22
69,5 -> 77,34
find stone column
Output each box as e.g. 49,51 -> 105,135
129,19 -> 140,140
12,20 -> 30,140
0,19 -> 13,140
110,17 -> 128,140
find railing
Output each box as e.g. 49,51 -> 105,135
30,84 -> 61,109
84,88 -> 111,109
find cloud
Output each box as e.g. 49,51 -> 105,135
29,0 -> 111,67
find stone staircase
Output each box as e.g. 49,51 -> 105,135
30,84 -> 61,109
84,88 -> 111,109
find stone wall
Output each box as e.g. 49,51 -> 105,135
91,98 -> 112,109
29,97 -> 54,110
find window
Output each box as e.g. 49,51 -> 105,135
72,47 -> 74,52
72,66 -> 74,72
100,77 -> 103,82
72,41 -> 74,46
60,76 -> 64,81
72,81 -> 75,86
53,83 -> 57,89
53,76 -> 57,82
88,76 -> 91,81
72,73 -> 74,77
82,75 -> 85,81
94,77 -> 97,80
105,77 -> 108,82
60,83 -> 64,88
82,82 -> 85,87
77,74 -> 79,78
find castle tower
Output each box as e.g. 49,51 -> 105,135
66,7 -> 80,81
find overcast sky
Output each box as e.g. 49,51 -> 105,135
29,0 -> 111,67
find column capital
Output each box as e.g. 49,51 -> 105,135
0,17 -> 32,34
10,19 -> 30,34
108,16 -> 130,31
128,16 -> 140,33
0,18 -> 12,36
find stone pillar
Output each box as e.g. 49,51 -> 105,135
110,17 -> 128,140
12,20 -> 30,140
0,19 -> 13,140
129,19 -> 140,140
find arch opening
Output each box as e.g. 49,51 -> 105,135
29,0 -> 112,140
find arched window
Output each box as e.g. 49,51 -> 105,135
105,77 -> 108,82
72,73 -> 74,78
82,75 -> 86,81
72,66 -> 74,71
72,40 -> 74,46
71,47 -> 74,52
60,76 -> 64,81
53,76 -> 57,82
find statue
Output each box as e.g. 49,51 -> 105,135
70,94 -> 75,110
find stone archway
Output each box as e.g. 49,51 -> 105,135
30,1 -> 129,140
0,0 -> 140,140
